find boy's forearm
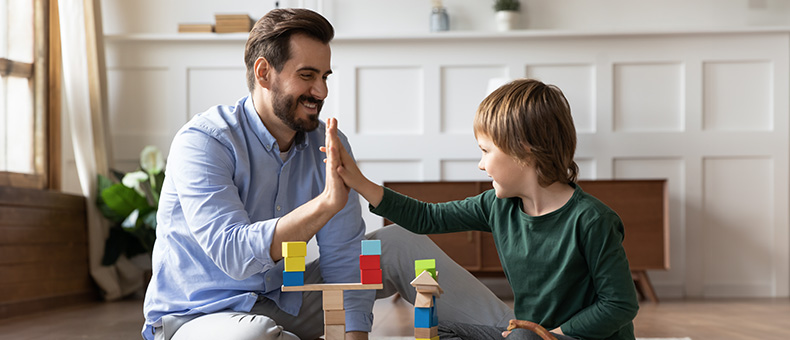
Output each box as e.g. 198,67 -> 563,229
358,179 -> 384,208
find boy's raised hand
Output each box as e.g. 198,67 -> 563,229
322,118 -> 384,208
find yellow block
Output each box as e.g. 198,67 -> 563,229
282,241 -> 307,258
415,337 -> 439,340
284,256 -> 305,272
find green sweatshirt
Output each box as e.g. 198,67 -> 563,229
371,183 -> 639,340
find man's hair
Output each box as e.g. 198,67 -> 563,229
244,8 -> 334,92
474,78 -> 579,187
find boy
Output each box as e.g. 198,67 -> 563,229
326,78 -> 639,339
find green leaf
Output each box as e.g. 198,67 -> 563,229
101,183 -> 150,217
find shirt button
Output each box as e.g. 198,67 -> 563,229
276,205 -> 282,211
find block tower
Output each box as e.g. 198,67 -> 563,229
282,241 -> 306,286
280,240 -> 384,340
411,259 -> 441,340
360,240 -> 382,284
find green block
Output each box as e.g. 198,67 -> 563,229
414,259 -> 436,279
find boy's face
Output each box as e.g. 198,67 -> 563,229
269,33 -> 332,132
477,134 -> 530,198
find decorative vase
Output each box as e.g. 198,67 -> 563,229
495,10 -> 519,31
431,6 -> 450,32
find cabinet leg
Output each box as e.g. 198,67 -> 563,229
632,270 -> 659,303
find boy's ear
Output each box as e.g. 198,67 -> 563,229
254,57 -> 272,89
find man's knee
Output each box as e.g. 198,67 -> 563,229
505,328 -> 546,340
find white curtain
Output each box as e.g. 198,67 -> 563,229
58,0 -> 143,300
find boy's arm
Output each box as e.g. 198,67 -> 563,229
559,215 -> 639,338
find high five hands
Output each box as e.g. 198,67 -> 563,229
320,118 -> 384,208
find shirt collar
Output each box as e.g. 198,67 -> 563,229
243,95 -> 309,152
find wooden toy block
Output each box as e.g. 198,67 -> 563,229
411,271 -> 444,296
360,240 -> 381,255
359,254 -> 380,270
414,307 -> 433,328
282,271 -> 303,286
414,337 -> 439,340
414,259 -> 436,279
284,256 -> 305,272
324,324 -> 345,340
414,291 -> 434,308
282,283 -> 383,292
324,310 -> 346,325
414,326 -> 438,338
323,290 -> 344,310
431,304 -> 438,327
282,241 -> 306,258
360,268 -> 382,284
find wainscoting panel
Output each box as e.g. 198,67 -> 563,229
702,61 -> 773,131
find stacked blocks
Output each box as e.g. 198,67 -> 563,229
282,241 -> 306,286
411,259 -> 441,340
360,240 -> 382,284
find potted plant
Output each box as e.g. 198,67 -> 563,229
493,0 -> 521,31
97,145 -> 165,267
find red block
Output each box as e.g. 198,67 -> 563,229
359,255 -> 380,270
360,268 -> 382,284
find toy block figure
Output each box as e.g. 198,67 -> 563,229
360,240 -> 383,284
413,259 -> 442,339
282,241 -> 306,286
414,259 -> 436,280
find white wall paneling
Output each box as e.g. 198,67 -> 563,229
87,28 -> 790,298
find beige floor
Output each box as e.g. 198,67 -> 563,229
0,295 -> 789,339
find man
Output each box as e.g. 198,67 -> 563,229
142,8 -> 513,340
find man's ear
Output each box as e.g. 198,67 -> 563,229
254,57 -> 272,89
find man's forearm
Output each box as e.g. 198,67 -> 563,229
270,194 -> 338,261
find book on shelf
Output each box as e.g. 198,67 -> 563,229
214,14 -> 253,33
178,23 -> 214,33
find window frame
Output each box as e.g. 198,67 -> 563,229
0,0 -> 59,190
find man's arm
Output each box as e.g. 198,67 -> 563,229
269,118 -> 349,261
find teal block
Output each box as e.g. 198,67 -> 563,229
361,240 -> 381,255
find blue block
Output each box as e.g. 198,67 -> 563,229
282,271 -> 304,286
414,307 -> 432,328
361,240 -> 381,255
431,304 -> 438,326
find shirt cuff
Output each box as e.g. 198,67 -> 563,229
343,310 -> 374,333
252,218 -> 279,272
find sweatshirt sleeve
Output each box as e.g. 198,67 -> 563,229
370,187 -> 492,234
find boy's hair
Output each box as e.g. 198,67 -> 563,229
474,78 -> 579,187
244,8 -> 334,92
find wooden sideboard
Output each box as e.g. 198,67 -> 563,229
383,180 -> 668,302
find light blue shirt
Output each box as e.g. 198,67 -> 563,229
142,95 -> 372,339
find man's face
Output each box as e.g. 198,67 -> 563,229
270,34 -> 332,133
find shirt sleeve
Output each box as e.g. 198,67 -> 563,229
560,213 -> 639,338
370,187 -> 492,234
314,136 -> 375,332
168,125 -> 277,281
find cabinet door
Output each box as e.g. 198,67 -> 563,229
428,232 -> 481,271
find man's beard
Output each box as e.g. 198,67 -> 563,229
271,82 -> 322,132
